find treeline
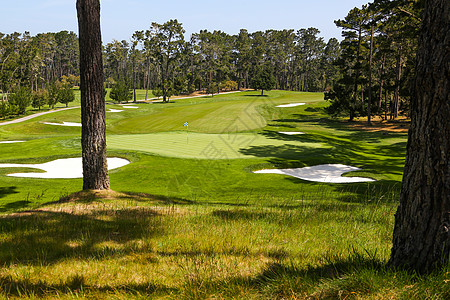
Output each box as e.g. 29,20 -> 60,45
326,0 -> 423,122
106,22 -> 340,102
0,31 -> 79,118
0,0 -> 422,121
0,23 -> 340,116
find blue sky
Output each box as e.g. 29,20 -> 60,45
2,0 -> 370,42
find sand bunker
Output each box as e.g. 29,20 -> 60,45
42,121 -> 82,127
276,103 -> 306,108
0,157 -> 130,179
278,132 -> 305,135
121,105 -> 139,108
254,164 -> 375,183
108,109 -> 124,112
0,141 -> 25,144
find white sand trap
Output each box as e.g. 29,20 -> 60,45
121,104 -> 139,108
278,132 -> 305,135
0,141 -> 25,144
0,157 -> 130,179
108,109 -> 124,112
42,121 -> 82,127
276,103 -> 306,108
254,164 -> 375,183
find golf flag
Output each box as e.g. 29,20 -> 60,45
184,121 -> 189,144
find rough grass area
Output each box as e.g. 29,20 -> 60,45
0,194 -> 447,299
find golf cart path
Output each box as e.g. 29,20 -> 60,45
0,106 -> 80,126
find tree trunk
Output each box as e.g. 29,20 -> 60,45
389,0 -> 449,274
145,59 -> 151,100
367,24 -> 374,125
133,55 -> 137,102
393,50 -> 402,119
378,54 -> 385,113
77,0 -> 110,190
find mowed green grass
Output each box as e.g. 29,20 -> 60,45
108,91 -> 322,134
0,90 -> 406,204
108,132 -> 325,159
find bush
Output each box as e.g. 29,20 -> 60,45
57,85 -> 75,107
0,100 -> 9,118
32,89 -> 49,110
110,80 -> 132,103
8,87 -> 32,115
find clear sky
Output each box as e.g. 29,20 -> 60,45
1,0 -> 370,43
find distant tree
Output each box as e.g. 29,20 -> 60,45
76,0 -> 110,190
31,88 -> 48,110
206,82 -> 218,96
8,86 -> 31,114
388,0 -> 449,274
0,100 -> 9,118
109,80 -> 132,103
251,65 -> 276,95
47,84 -> 59,108
221,80 -> 238,91
147,19 -> 185,102
153,87 -> 163,99
57,84 -> 75,107
105,76 -> 116,89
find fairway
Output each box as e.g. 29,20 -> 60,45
107,131 -> 325,159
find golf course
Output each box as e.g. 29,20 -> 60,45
0,90 -> 446,299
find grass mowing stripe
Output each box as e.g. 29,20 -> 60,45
107,132 -> 326,159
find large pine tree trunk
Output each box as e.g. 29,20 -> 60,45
77,0 -> 110,190
389,0 -> 449,274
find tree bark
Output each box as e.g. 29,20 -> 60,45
367,24 -> 374,125
389,0 -> 449,274
77,0 -> 110,190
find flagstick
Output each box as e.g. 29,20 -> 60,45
186,125 -> 189,144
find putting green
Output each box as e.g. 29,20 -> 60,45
107,132 -> 325,159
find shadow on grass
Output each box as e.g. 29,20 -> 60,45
0,186 -> 19,199
0,275 -> 174,298
0,200 -> 33,212
242,94 -> 269,97
0,207 -> 164,266
241,130 -> 404,204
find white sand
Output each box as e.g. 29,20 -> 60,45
276,103 -> 306,108
108,109 -> 124,112
278,132 -> 305,135
254,164 -> 375,183
42,121 -> 82,127
0,157 -> 130,179
0,141 -> 25,144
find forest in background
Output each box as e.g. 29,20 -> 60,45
0,0 -> 423,122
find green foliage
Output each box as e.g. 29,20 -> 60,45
251,65 -> 276,95
220,80 -> 238,91
0,100 -> 9,118
206,82 -> 218,96
31,88 -> 48,110
57,85 -> 75,107
60,74 -> 80,87
8,86 -> 32,114
325,82 -> 356,117
110,80 -> 132,103
153,88 -> 163,99
47,84 -> 59,108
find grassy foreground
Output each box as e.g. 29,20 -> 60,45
0,193 -> 447,299
0,90 -> 447,299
